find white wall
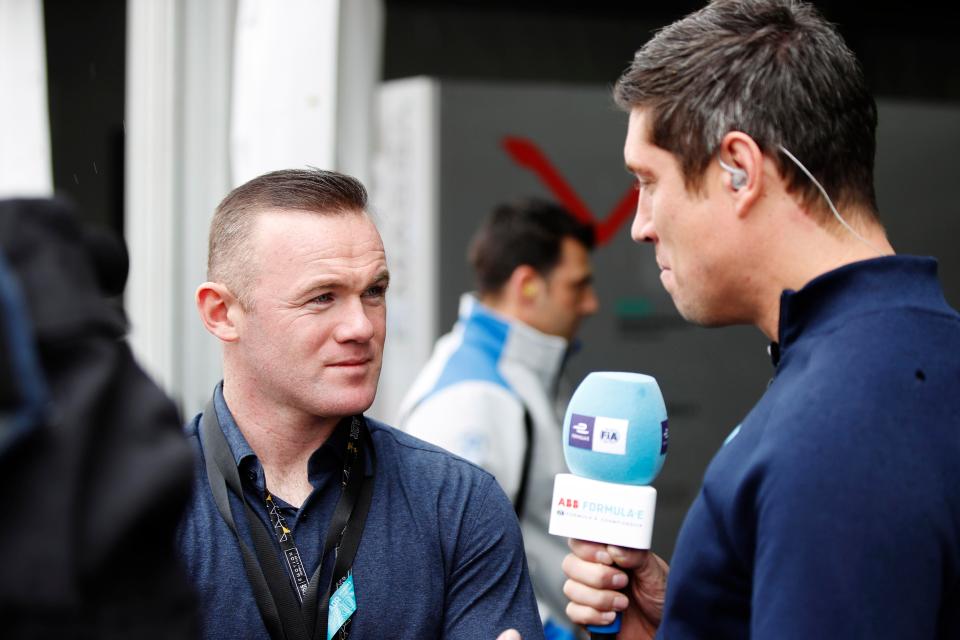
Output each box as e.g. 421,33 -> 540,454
0,0 -> 52,198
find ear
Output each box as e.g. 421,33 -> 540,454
717,131 -> 765,218
196,281 -> 243,343
506,265 -> 545,307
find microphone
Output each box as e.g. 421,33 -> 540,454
549,372 -> 668,639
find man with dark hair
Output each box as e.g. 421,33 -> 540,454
178,168 -> 544,639
398,197 -> 598,640
556,1 -> 960,638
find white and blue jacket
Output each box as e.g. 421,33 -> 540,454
397,293 -> 575,638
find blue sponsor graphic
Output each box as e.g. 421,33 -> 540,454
327,573 -> 357,640
569,413 -> 594,449
660,419 -> 669,454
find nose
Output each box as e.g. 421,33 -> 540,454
333,296 -> 375,343
630,197 -> 657,244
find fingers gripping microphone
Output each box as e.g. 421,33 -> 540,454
549,372 -> 669,638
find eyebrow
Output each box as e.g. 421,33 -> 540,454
369,270 -> 391,288
297,269 -> 391,298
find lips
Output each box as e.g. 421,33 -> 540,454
327,357 -> 372,367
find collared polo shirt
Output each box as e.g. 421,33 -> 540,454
660,256 -> 960,638
177,384 -> 544,639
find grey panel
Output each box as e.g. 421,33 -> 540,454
875,100 -> 960,305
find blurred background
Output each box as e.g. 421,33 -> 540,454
2,0 -> 958,561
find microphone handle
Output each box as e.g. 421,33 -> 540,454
587,610 -> 621,639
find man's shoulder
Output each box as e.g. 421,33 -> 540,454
732,311 -> 960,479
420,319 -> 514,393
366,417 -> 522,540
773,298 -> 960,413
433,342 -> 510,394
367,416 -> 496,481
398,326 -> 514,420
392,385 -> 527,471
370,416 -> 528,509
828,300 -> 960,345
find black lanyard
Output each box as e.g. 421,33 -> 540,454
265,492 -> 310,603
200,398 -> 375,640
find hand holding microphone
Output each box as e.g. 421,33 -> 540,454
562,540 -> 668,640
549,372 -> 670,640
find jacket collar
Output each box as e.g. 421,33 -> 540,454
458,293 -> 569,391
776,256 -> 945,361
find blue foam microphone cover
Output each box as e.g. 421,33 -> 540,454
562,371 -> 668,485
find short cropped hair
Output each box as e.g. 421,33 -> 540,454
208,168 -> 367,306
615,0 -> 878,219
468,198 -> 595,295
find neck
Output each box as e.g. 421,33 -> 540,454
480,291 -> 541,333
754,210 -> 894,342
222,369 -> 339,508
479,291 -> 510,315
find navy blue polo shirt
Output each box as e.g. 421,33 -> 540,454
176,384 -> 544,639
659,256 -> 960,638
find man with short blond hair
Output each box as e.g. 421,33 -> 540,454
177,168 -> 544,640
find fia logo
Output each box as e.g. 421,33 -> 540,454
599,430 -> 619,444
592,416 -> 629,455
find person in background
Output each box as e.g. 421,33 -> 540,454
399,198 -> 598,640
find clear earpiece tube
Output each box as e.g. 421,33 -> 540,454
777,144 -> 886,256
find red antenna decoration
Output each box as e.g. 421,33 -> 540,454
502,136 -> 638,246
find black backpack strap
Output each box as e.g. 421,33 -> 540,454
514,407 -> 534,520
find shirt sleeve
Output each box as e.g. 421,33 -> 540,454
401,382 -> 527,499
442,475 -> 545,640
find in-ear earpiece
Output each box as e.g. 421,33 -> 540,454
719,158 -> 748,191
522,282 -> 539,298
